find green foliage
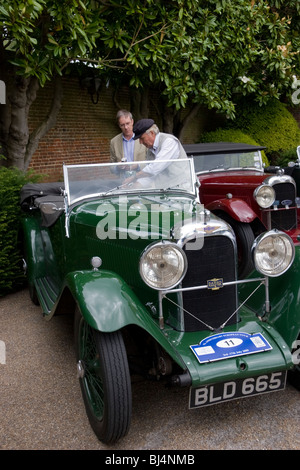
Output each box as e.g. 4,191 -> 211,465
94,0 -> 300,116
227,99 -> 300,164
0,0 -> 101,86
1,0 -> 299,114
0,166 -> 42,296
199,128 -> 269,166
271,147 -> 299,167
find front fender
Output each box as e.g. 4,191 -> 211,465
65,269 -> 155,332
206,198 -> 257,223
64,269 -> 187,370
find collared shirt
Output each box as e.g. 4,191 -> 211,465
144,133 -> 180,176
122,134 -> 135,162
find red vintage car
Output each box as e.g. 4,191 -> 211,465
184,142 -> 300,278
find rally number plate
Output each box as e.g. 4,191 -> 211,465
189,371 -> 286,409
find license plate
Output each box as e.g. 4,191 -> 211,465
190,332 -> 272,364
189,371 -> 286,409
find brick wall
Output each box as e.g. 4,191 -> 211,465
25,76 -> 300,182
28,78 -> 120,181
27,77 -> 218,182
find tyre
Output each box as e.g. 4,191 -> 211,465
288,367 -> 300,390
217,213 -> 255,279
74,307 -> 132,443
288,337 -> 300,390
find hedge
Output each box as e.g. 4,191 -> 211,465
0,166 -> 42,297
199,128 -> 270,166
226,99 -> 300,164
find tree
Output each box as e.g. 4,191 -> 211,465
1,0 -> 299,169
0,0 -> 101,169
92,0 -> 300,136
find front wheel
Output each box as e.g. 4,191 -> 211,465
74,308 -> 132,444
288,337 -> 300,390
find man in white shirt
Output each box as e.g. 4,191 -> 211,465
124,119 -> 187,187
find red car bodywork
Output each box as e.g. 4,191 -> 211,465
199,172 -> 262,222
184,142 -> 300,276
199,171 -> 300,242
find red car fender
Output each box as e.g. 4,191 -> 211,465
205,197 -> 257,223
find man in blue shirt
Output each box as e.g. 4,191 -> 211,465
110,110 -> 146,164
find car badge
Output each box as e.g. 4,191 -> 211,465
281,199 -> 292,208
203,225 -> 221,234
207,278 -> 223,290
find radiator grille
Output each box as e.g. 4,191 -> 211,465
270,182 -> 297,231
182,236 -> 238,332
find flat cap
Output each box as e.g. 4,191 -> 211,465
133,119 -> 154,140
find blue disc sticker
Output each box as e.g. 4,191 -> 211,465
190,332 -> 272,364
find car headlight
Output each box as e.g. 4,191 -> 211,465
254,184 -> 276,208
140,241 -> 187,290
252,230 -> 295,277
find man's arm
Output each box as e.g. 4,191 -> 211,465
110,140 -> 118,163
110,134 -> 124,162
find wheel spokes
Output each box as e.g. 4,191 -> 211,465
79,320 -> 104,418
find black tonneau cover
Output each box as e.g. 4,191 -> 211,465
183,142 -> 266,155
20,182 -> 65,227
20,182 -> 64,206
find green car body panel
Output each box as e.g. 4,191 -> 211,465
20,159 -> 300,442
21,192 -> 300,387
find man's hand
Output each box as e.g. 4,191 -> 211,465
123,174 -> 136,185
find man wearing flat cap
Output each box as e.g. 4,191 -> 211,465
124,119 -> 187,187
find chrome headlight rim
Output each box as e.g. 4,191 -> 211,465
139,241 -> 187,290
252,230 -> 295,277
254,184 -> 276,208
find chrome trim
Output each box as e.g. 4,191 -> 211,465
253,184 -> 276,209
263,174 -> 297,188
139,240 -> 188,291
251,229 -> 295,277
161,276 -> 265,295
158,215 -> 238,329
196,167 -> 264,175
158,276 -> 267,329
172,213 -> 236,250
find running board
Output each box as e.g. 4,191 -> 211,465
35,277 -> 59,315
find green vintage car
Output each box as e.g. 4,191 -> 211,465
20,158 -> 300,444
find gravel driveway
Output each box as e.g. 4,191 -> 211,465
0,288 -> 299,451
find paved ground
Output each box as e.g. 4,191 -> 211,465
0,288 -> 299,451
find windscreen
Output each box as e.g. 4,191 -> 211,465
191,151 -> 263,173
64,158 -> 197,206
